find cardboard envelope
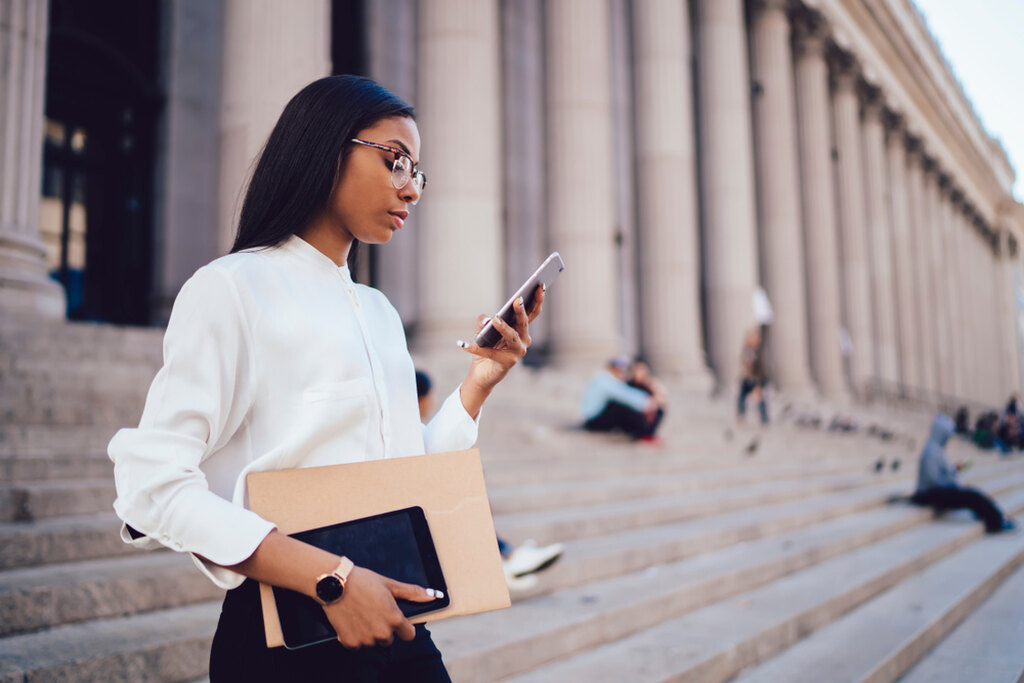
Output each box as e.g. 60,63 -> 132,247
246,448 -> 510,648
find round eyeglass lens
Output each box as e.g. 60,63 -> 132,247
391,155 -> 412,189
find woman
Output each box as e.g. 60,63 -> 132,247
108,75 -> 542,681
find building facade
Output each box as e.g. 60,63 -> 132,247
2,0 -> 1023,406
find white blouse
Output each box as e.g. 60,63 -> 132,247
108,235 -> 479,589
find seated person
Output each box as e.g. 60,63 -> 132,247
911,413 -> 1017,533
996,413 -> 1018,453
953,406 -> 970,436
972,410 -> 1000,450
581,356 -> 662,441
1006,393 -> 1020,417
628,359 -> 668,413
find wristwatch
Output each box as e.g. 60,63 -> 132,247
314,557 -> 355,605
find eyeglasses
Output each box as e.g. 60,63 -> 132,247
349,138 -> 426,204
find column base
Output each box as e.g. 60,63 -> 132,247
0,232 -> 66,320
774,382 -> 819,404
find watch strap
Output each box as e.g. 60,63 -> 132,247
333,556 -> 354,584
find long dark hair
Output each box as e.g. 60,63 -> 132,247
230,75 -> 415,254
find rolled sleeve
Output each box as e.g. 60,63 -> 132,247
108,266 -> 273,587
422,385 -> 480,453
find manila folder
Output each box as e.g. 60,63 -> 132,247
246,448 -> 510,648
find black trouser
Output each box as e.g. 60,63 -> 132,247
209,579 -> 451,682
737,378 -> 768,424
911,486 -> 1006,532
584,401 -> 662,439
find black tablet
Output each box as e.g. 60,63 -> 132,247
272,506 -> 450,650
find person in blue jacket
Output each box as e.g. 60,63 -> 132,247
580,356 -> 663,441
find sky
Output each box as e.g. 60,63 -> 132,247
911,0 -> 1024,201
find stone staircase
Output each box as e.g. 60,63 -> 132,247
1,318 -> 1022,682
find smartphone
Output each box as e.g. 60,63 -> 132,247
474,252 -> 565,348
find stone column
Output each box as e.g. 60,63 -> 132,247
942,189 -> 966,399
970,221 -> 987,401
830,55 -> 874,398
968,217 -> 985,401
904,141 -> 936,398
368,0 -> 420,322
217,0 -> 331,254
793,13 -> 847,398
923,165 -> 951,397
979,224 -> 998,401
545,0 -> 620,364
610,0 -> 640,356
416,0 -> 503,352
860,90 -> 899,394
997,228 -> 1022,397
950,199 -> 973,400
499,0 -> 548,349
694,0 -> 761,388
747,0 -> 814,396
632,0 -> 713,388
985,233 -> 999,401
884,115 -> 919,396
0,0 -> 65,317
152,0 -> 224,324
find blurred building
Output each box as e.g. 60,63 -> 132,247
2,0 -> 1022,406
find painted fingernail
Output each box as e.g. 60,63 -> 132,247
426,588 -> 436,597
482,317 -> 492,327
434,590 -> 445,599
542,284 -> 547,293
456,340 -> 469,349
517,297 -> 524,307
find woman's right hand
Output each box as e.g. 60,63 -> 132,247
323,566 -> 437,648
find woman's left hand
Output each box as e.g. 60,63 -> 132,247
457,285 -> 544,413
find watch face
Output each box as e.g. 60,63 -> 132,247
316,574 -> 344,604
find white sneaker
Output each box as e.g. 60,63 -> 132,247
502,540 -> 564,578
504,570 -> 539,592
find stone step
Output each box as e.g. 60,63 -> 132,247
487,458 -> 888,514
731,514 -> 1024,683
433,496 -> 952,682
494,467 -> 1024,600
491,461 -> 1023,547
0,395 -> 145,428
0,478 -> 114,522
0,453 -> 113,482
0,600 -> 219,683
0,423 -> 118,456
480,433 -> 911,486
899,555 -> 1024,683
0,513 -> 132,570
0,552 -> 222,637
0,431 -> 896,516
497,490 -> 1024,682
0,457 -> 869,522
0,462 -> 996,680
0,318 -> 163,354
1,461 -> 1015,573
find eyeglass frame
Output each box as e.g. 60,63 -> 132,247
349,138 -> 427,201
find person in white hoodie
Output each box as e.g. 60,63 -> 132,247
911,413 -> 1017,533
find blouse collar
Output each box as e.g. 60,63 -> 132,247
281,234 -> 353,282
